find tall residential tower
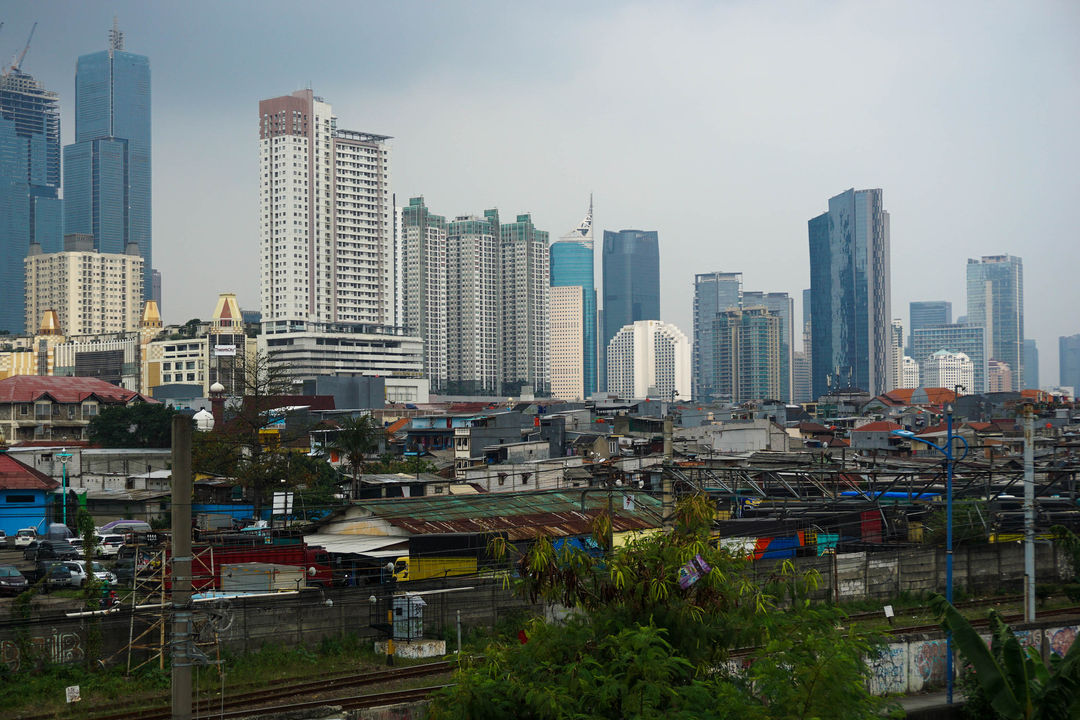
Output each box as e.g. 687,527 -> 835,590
692,272 -> 742,402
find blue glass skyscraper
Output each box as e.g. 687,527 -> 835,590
0,61 -> 62,333
966,255 -> 1023,392
550,198 -> 597,398
808,188 -> 892,398
63,24 -> 152,298
602,228 -> 659,357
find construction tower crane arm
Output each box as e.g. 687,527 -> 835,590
7,21 -> 37,75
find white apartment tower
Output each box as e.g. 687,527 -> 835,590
606,320 -> 690,401
901,356 -> 920,389
923,350 -> 973,393
447,213 -> 502,395
400,198 -> 448,391
549,285 -> 585,400
259,90 -> 394,330
498,211 -> 549,396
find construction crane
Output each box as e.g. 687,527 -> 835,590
5,21 -> 37,77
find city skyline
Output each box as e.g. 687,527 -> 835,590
0,3 -> 1077,383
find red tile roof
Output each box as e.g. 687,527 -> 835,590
0,453 -> 59,491
385,418 -> 410,436
916,423 -> 948,435
0,376 -> 151,405
851,421 -> 902,433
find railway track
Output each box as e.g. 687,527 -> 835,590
20,660 -> 457,720
882,603 -> 1080,636
843,593 -> 1025,622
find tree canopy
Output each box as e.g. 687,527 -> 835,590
430,496 -> 895,720
88,402 -> 179,448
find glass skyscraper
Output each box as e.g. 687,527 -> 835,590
1060,335 -> 1080,395
63,24 -> 152,299
911,323 -> 988,393
692,272 -> 742,402
602,229 -> 659,390
808,188 -> 892,398
0,66 -> 62,333
550,198 -> 597,398
966,255 -> 1023,392
1023,339 -> 1038,391
908,301 -> 952,353
743,291 -> 794,403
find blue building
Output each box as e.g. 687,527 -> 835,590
601,229 -> 659,390
0,452 -> 58,537
550,198 -> 597,398
692,272 -> 742,402
808,188 -> 893,399
0,66 -> 62,334
63,24 -> 152,298
966,255 -> 1024,392
1023,339 -> 1038,391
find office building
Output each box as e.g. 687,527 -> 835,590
400,197 -> 448,392
713,307 -> 781,403
911,324 -> 987,394
793,351 -> 812,403
258,89 -> 394,329
743,291 -> 794,402
549,285 -> 585,400
808,188 -> 892,397
987,359 -> 1012,393
923,350 -> 973,393
446,213 -> 501,395
499,211 -> 549,395
550,198 -> 596,397
1061,334 -> 1080,395
966,255 -> 1023,391
908,301 -> 952,353
606,320 -> 689,401
802,288 -> 812,353
891,319 -> 904,391
151,270 -> 161,312
900,356 -> 920,389
25,234 -> 144,335
692,272 -> 742,401
0,57 -> 62,334
1023,339 -> 1038,390
602,229 -> 659,389
63,23 -> 152,299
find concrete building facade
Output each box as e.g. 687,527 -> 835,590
498,211 -> 549,396
606,320 -> 690,401
713,306 -> 781,403
911,323 -> 988,394
446,214 -> 501,395
549,285 -> 585,401
400,197 -> 447,392
922,350 -> 974,393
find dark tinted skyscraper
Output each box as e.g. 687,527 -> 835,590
602,229 -> 659,386
0,62 -> 62,333
808,188 -> 892,398
908,301 -> 952,352
63,23 -> 152,298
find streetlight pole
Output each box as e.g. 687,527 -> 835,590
56,450 -> 72,526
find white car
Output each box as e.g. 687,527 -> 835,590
95,535 -> 125,557
14,529 -> 38,548
61,560 -> 116,587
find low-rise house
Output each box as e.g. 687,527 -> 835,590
0,376 -> 154,445
0,452 -> 59,535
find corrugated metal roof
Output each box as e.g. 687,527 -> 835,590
353,489 -> 662,541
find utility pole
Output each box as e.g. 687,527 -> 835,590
1023,403 -> 1035,623
662,416 -> 674,529
171,416 -> 193,720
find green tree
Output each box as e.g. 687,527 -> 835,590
931,594 -> 1080,720
319,414 -> 380,499
88,403 -> 179,448
430,496 -> 893,720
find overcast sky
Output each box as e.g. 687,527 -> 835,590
6,0 -> 1079,384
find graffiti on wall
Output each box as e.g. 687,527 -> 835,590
1049,625 -> 1077,657
0,627 -> 84,672
912,640 -> 947,687
868,646 -> 906,695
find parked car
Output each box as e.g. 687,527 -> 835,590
61,560 -> 116,587
0,565 -> 28,595
95,534 -> 125,557
35,562 -> 74,592
97,520 -> 152,535
14,528 -> 38,548
68,537 -> 84,556
24,540 -> 79,563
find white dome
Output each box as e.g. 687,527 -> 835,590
193,409 -> 215,432
210,382 -> 226,394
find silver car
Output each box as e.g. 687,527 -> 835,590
62,560 -> 117,587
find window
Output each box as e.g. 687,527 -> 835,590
6,495 -> 33,503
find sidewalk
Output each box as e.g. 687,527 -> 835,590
898,691 -> 964,719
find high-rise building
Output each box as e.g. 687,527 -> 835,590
743,291 -> 794,402
923,350 -> 974,393
692,272 -> 742,401
1023,338 -> 1038,390
987,359 -> 1012,393
0,55 -> 62,334
966,255 -> 1023,391
606,320 -> 689,401
808,188 -> 892,398
911,324 -> 987,393
446,213 -> 501,395
713,306 -> 781,403
1060,334 -> 1080,395
63,23 -> 152,300
793,351 -> 812,403
550,198 -> 596,397
891,318 -> 904,392
602,229 -> 659,389
400,197 -> 448,392
25,234 -> 144,335
151,269 -> 162,313
258,89 -> 394,330
498,211 -> 549,395
549,285 -> 585,400
908,301 -> 952,353
801,288 -> 812,353
901,356 -> 920,389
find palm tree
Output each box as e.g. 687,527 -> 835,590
321,415 -> 380,499
930,593 -> 1080,719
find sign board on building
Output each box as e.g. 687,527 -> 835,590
214,345 -> 237,357
272,491 -> 293,516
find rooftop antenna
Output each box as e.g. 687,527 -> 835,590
5,21 -> 36,76
109,16 -> 123,56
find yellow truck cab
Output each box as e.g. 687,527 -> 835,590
392,555 -> 477,582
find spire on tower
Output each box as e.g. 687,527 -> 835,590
109,17 -> 124,55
